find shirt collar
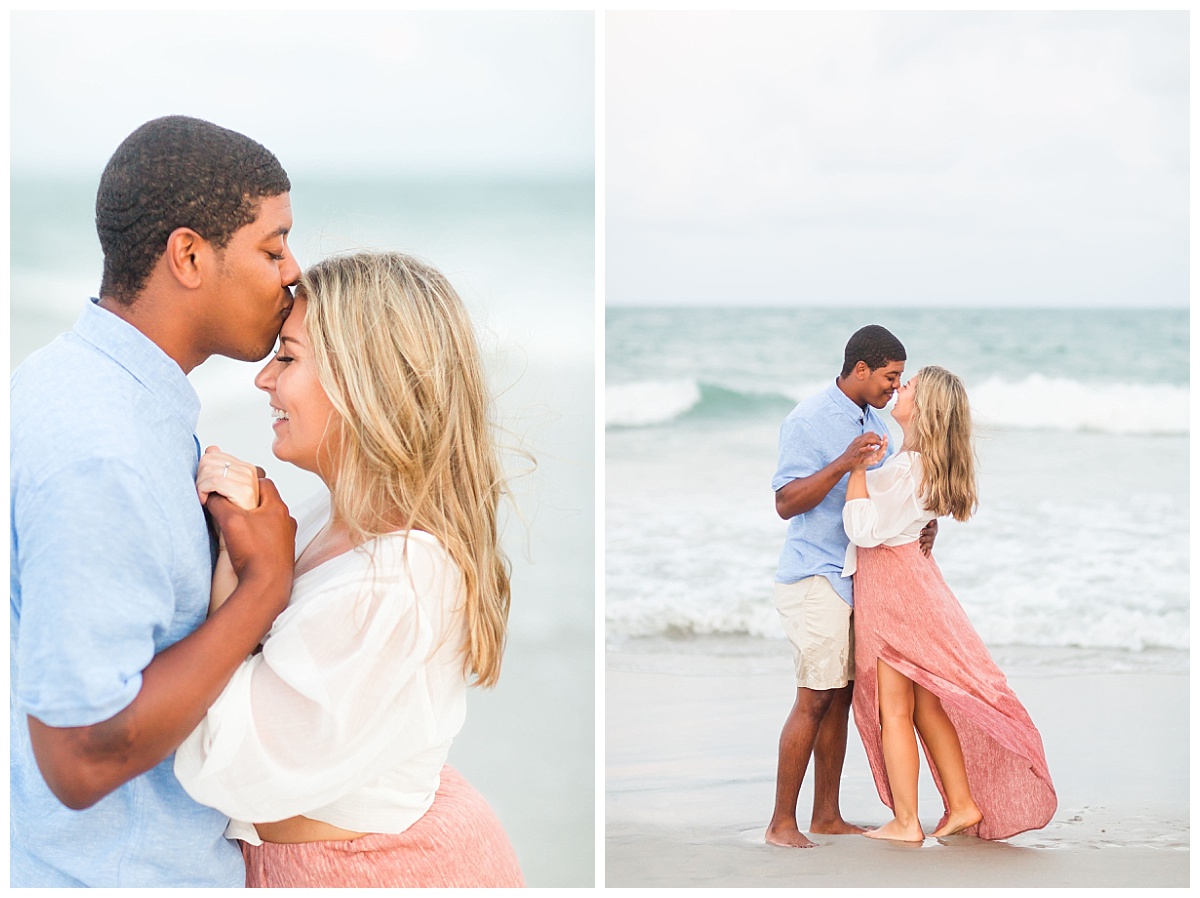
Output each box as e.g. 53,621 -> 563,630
73,298 -> 201,433
825,379 -> 869,425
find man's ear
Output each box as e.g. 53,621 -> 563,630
163,227 -> 207,289
853,360 -> 870,380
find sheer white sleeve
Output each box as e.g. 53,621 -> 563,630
842,452 -> 926,548
174,531 -> 467,825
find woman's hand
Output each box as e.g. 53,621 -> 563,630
197,446 -> 260,512
852,433 -> 888,471
839,432 -> 888,474
197,446 -> 261,616
845,434 -> 887,501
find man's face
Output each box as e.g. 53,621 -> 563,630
205,192 -> 300,362
862,359 -> 905,409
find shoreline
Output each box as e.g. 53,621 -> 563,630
605,644 -> 1188,887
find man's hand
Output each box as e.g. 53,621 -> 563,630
775,432 -> 890,520
919,518 -> 938,556
204,476 -> 295,622
28,482 -> 296,811
201,457 -> 278,617
848,433 -> 888,472
838,432 -> 888,473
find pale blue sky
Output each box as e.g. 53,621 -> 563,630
11,11 -> 594,179
607,11 -> 1188,308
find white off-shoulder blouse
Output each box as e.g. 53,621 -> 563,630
841,450 -> 936,579
174,493 -> 469,845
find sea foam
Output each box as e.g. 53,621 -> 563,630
606,379 -> 703,427
970,375 -> 1187,435
606,375 -> 1188,435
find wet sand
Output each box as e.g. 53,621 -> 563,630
605,646 -> 1188,887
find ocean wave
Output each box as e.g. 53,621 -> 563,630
605,375 -> 1189,434
605,379 -> 803,428
605,379 -> 704,427
605,486 -> 1188,654
604,599 -> 1189,653
970,375 -> 1187,435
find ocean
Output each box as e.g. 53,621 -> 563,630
605,306 -> 1188,673
10,175 -> 596,886
12,175 -> 595,369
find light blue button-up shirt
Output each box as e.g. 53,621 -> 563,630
10,299 -> 243,887
772,380 -> 894,606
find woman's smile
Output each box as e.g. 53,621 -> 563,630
254,298 -> 340,476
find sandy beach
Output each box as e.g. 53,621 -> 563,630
605,642 -> 1188,888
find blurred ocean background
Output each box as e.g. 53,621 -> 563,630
11,174 -> 596,885
606,306 -> 1188,674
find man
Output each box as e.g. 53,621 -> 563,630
11,116 -> 300,886
764,324 -> 935,848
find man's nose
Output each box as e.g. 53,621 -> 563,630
281,247 -> 301,286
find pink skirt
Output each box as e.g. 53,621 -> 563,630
241,765 -> 524,887
852,542 -> 1056,840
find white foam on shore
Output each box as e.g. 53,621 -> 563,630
970,375 -> 1188,435
605,448 -> 1189,656
606,379 -> 702,426
604,593 -> 1190,653
603,374 -> 1188,434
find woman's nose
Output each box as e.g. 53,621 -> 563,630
254,362 -> 274,392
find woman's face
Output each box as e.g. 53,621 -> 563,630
891,373 -> 920,428
254,297 -> 341,477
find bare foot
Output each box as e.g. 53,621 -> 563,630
932,806 -> 982,838
765,822 -> 817,848
863,817 -> 924,843
810,818 -> 867,835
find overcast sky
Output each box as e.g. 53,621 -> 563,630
11,11 -> 593,180
607,11 -> 1188,308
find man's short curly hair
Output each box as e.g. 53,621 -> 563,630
841,324 -> 906,377
96,116 -> 291,304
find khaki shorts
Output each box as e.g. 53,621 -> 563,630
774,575 -> 854,690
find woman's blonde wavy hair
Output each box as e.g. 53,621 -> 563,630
298,251 -> 510,687
908,365 -> 978,522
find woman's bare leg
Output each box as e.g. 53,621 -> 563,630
911,683 -> 982,836
864,659 -> 925,842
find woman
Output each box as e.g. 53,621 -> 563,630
174,252 -> 524,887
841,365 -> 1055,843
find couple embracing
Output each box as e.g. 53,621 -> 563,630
11,117 -> 524,887
765,325 -> 1056,848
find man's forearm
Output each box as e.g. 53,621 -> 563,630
776,432 -> 889,519
775,461 -> 849,519
28,571 -> 290,810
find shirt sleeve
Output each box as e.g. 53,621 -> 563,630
772,416 -> 824,492
14,457 -> 177,727
174,534 -> 466,823
842,453 -> 926,547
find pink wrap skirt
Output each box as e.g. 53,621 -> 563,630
852,541 -> 1056,840
241,765 -> 524,887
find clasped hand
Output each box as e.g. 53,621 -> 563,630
196,446 -> 261,514
843,431 -> 888,472
195,446 -> 295,617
